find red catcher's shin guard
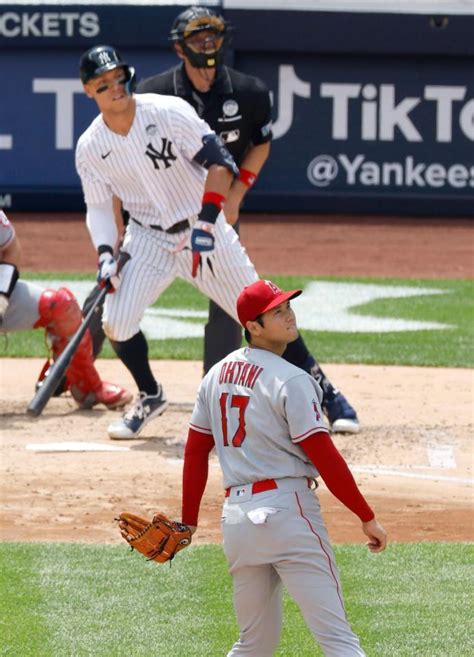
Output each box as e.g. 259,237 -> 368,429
33,288 -> 132,410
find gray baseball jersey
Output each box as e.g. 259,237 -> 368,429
190,346 -> 366,656
190,346 -> 326,487
0,211 -> 15,250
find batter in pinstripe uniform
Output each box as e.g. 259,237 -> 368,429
77,44 -> 260,439
182,280 -> 387,656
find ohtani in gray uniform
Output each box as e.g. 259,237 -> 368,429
182,280 -> 387,657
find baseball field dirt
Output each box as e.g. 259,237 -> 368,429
0,213 -> 473,546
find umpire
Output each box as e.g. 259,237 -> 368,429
137,6 -> 360,433
138,6 -> 271,374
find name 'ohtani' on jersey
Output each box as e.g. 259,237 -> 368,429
218,360 -> 263,389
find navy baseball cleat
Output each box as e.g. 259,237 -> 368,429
323,392 -> 360,434
108,387 -> 168,439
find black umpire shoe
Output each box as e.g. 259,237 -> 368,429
107,387 -> 168,439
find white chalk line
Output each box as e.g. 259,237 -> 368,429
24,446 -> 472,485
350,465 -> 472,485
26,441 -> 130,452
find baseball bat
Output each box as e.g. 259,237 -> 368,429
26,252 -> 130,417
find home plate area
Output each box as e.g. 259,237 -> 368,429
0,358 -> 472,546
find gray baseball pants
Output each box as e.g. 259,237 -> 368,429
222,477 -> 366,657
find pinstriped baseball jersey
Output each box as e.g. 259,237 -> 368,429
0,211 -> 15,250
76,94 -> 210,229
76,90 -> 259,343
190,346 -> 327,488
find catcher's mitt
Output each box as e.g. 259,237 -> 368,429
117,512 -> 192,563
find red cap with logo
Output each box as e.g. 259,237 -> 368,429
237,279 -> 302,327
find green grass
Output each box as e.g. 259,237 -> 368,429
1,542 -> 472,656
3,274 -> 474,367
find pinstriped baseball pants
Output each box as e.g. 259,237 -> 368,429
102,213 -> 258,342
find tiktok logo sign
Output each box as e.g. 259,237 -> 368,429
270,65 -> 474,193
272,65 -> 474,143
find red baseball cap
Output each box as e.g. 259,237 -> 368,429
237,279 -> 302,327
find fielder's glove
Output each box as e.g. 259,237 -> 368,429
191,220 -> 215,278
97,250 -> 121,292
117,511 -> 192,564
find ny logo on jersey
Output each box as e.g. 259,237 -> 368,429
145,139 -> 177,170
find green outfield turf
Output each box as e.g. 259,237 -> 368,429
2,274 -> 473,655
1,542 -> 472,656
5,274 -> 474,367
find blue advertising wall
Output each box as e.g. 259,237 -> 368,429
0,3 -> 473,215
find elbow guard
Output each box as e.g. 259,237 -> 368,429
0,262 -> 19,298
193,133 -> 239,177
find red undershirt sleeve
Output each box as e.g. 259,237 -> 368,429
299,431 -> 375,522
182,427 -> 215,527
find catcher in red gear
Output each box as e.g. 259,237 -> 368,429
0,210 -> 131,410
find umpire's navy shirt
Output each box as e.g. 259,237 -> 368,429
137,64 -> 273,167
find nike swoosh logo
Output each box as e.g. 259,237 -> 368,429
101,151 -> 112,160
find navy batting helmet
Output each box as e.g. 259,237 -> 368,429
169,6 -> 230,69
79,45 -> 136,94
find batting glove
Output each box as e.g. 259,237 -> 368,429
191,220 -> 215,278
97,252 -> 121,292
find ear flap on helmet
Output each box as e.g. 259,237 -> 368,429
124,66 -> 136,96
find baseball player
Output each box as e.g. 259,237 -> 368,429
76,44 -> 260,439
181,279 -> 387,656
0,210 -> 131,410
138,6 -> 360,434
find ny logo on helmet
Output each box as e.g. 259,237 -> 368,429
145,139 -> 177,170
98,51 -> 112,65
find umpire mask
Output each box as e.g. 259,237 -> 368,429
169,7 -> 229,69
